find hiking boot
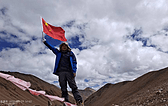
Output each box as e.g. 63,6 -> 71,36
76,100 -> 84,106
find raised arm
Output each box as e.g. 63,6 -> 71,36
43,40 -> 59,55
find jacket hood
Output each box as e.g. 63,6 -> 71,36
59,42 -> 71,51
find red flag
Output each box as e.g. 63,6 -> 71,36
42,18 -> 67,41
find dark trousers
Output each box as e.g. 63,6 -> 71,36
58,72 -> 82,102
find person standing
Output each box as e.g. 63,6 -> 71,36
43,39 -> 83,106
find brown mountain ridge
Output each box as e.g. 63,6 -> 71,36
1,67 -> 168,106
0,71 -> 77,106
0,71 -> 95,106
85,67 -> 168,106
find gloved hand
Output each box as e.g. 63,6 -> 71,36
73,73 -> 76,78
42,38 -> 46,43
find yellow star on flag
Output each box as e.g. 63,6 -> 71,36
45,22 -> 51,31
45,22 -> 48,26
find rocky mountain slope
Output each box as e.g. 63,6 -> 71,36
85,67 -> 168,106
78,87 -> 96,101
1,67 -> 168,106
0,71 -> 93,106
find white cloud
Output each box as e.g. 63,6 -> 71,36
149,32 -> 168,52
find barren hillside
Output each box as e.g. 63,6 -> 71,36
85,67 -> 168,106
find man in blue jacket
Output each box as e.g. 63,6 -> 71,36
43,39 -> 83,105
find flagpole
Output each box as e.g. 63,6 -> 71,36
40,16 -> 44,40
42,31 -> 44,40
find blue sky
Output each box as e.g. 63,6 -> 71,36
1,0 -> 168,90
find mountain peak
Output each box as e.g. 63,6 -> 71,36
85,67 -> 168,106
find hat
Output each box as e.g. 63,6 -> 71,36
59,42 -> 71,51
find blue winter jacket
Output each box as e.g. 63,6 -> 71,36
44,41 -> 77,75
